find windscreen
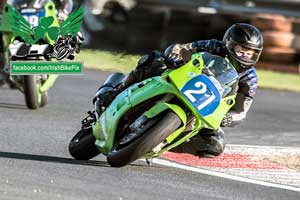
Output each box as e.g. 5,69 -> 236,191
201,52 -> 239,97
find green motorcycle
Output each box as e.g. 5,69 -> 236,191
0,2 -> 60,109
69,52 -> 239,167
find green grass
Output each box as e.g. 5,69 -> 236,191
76,49 -> 139,73
256,70 -> 300,92
77,49 -> 300,92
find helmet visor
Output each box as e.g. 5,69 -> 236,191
233,44 -> 261,65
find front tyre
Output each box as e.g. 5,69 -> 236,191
107,111 -> 182,167
39,91 -> 48,107
69,129 -> 101,160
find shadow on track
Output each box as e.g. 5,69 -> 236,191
0,151 -> 165,168
0,103 -> 27,110
0,151 -> 111,167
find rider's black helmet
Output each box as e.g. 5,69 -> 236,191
223,23 -> 263,69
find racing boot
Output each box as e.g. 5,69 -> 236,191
92,72 -> 125,107
170,128 -> 225,158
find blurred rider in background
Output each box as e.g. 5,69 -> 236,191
7,0 -> 74,21
0,0 -> 83,86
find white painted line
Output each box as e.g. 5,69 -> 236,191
152,158 -> 300,192
227,144 -> 300,150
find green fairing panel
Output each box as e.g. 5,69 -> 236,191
144,101 -> 188,142
93,76 -> 180,155
94,52 -> 238,156
93,90 -> 131,155
203,95 -> 235,129
168,52 -> 237,130
168,55 -> 204,89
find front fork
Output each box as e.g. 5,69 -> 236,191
81,101 -> 102,134
39,74 -> 58,93
9,74 -> 58,94
142,99 -> 204,159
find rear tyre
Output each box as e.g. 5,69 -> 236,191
69,129 -> 101,160
107,111 -> 182,167
23,75 -> 39,109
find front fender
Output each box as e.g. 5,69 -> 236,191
39,75 -> 59,93
144,102 -> 187,144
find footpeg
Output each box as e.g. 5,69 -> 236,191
146,158 -> 153,166
81,110 -> 96,128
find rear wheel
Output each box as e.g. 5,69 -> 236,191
107,111 -> 181,167
23,75 -> 39,109
69,128 -> 101,160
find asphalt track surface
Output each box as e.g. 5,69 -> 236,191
0,70 -> 299,200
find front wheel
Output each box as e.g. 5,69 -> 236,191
69,128 -> 101,160
107,111 -> 182,167
40,91 -> 48,107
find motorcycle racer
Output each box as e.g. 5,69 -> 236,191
94,23 -> 263,157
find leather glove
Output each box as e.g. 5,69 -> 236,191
167,53 -> 185,68
164,44 -> 186,68
125,50 -> 167,85
209,39 -> 228,57
221,112 -> 233,127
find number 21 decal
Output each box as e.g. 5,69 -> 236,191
181,75 -> 221,116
